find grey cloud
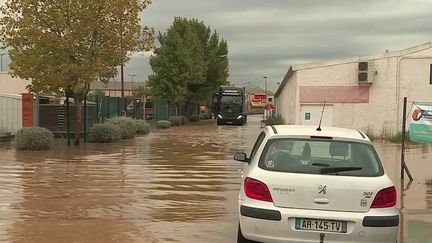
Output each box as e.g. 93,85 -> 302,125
133,0 -> 432,92
1,0 -> 431,92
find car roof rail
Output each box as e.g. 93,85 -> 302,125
271,125 -> 278,134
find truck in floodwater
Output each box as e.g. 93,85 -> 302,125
212,86 -> 247,125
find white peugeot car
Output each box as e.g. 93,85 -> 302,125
234,125 -> 398,243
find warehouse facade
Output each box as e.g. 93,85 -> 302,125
275,42 -> 432,137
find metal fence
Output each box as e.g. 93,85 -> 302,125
0,94 -> 22,134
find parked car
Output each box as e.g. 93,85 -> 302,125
234,125 -> 398,243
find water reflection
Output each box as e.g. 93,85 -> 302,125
426,187 -> 432,211
2,142 -> 156,242
0,116 -> 431,242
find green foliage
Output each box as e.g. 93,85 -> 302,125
200,113 -> 211,120
149,17 -> 229,105
189,115 -> 200,122
0,127 -> 13,142
106,117 -> 137,139
134,120 -> 150,135
426,178 -> 432,187
156,120 -> 171,129
1,0 -> 154,96
132,84 -> 151,98
14,127 -> 53,150
88,123 -> 122,143
169,116 -> 186,126
0,127 -> 11,137
1,0 -> 154,145
388,132 -> 411,143
264,116 -> 285,126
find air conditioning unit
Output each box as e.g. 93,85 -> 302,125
358,61 -> 374,84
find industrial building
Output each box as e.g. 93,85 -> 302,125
275,42 -> 432,137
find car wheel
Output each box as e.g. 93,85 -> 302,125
237,224 -> 257,243
217,119 -> 223,125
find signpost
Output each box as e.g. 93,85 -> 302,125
403,98 -> 432,181
400,97 -> 413,181
409,101 -> 432,144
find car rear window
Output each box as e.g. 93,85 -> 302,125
258,138 -> 384,177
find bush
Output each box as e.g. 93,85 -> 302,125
0,127 -> 11,136
106,117 -> 137,139
264,116 -> 285,126
156,120 -> 171,129
135,120 -> 150,135
189,115 -> 200,122
169,116 -> 185,126
0,127 -> 12,141
200,113 -> 211,120
426,178 -> 432,187
388,132 -> 411,143
88,123 -> 122,143
14,127 -> 53,150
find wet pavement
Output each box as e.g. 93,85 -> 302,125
0,115 -> 431,243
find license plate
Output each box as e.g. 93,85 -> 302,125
295,218 -> 347,233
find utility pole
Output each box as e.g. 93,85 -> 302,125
263,76 -> 268,98
121,64 -> 125,115
120,11 -> 125,116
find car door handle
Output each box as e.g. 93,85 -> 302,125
313,198 -> 330,204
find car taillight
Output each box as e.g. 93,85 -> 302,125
244,177 -> 273,202
371,186 -> 397,208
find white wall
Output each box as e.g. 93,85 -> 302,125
290,56 -> 401,137
0,94 -> 22,133
277,72 -> 297,124
0,73 -> 31,94
275,44 -> 432,137
398,48 -> 432,127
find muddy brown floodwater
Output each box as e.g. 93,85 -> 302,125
0,115 -> 431,243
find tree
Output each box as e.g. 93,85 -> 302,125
132,84 -> 151,98
0,0 -> 154,145
149,17 -> 228,108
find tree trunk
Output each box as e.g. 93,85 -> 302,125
74,96 -> 82,146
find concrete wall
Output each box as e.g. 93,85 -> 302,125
398,48 -> 432,128
277,72 -> 297,124
0,94 -> 22,134
277,46 -> 432,137
0,73 -> 31,94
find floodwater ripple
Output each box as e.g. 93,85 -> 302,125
0,116 -> 430,242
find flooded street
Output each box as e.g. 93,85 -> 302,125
0,116 -> 431,243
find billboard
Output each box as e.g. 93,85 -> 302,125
409,102 -> 432,144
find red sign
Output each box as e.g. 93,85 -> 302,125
22,93 -> 34,127
253,94 -> 267,102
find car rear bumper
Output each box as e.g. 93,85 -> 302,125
239,202 -> 399,243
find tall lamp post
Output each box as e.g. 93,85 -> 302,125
0,53 -> 6,72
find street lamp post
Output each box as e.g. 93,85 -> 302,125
263,76 -> 268,98
0,53 -> 6,72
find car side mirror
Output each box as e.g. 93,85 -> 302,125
234,152 -> 249,163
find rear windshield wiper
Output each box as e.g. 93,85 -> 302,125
320,167 -> 362,174
312,163 -> 330,167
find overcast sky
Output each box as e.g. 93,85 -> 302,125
2,0 -> 432,92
